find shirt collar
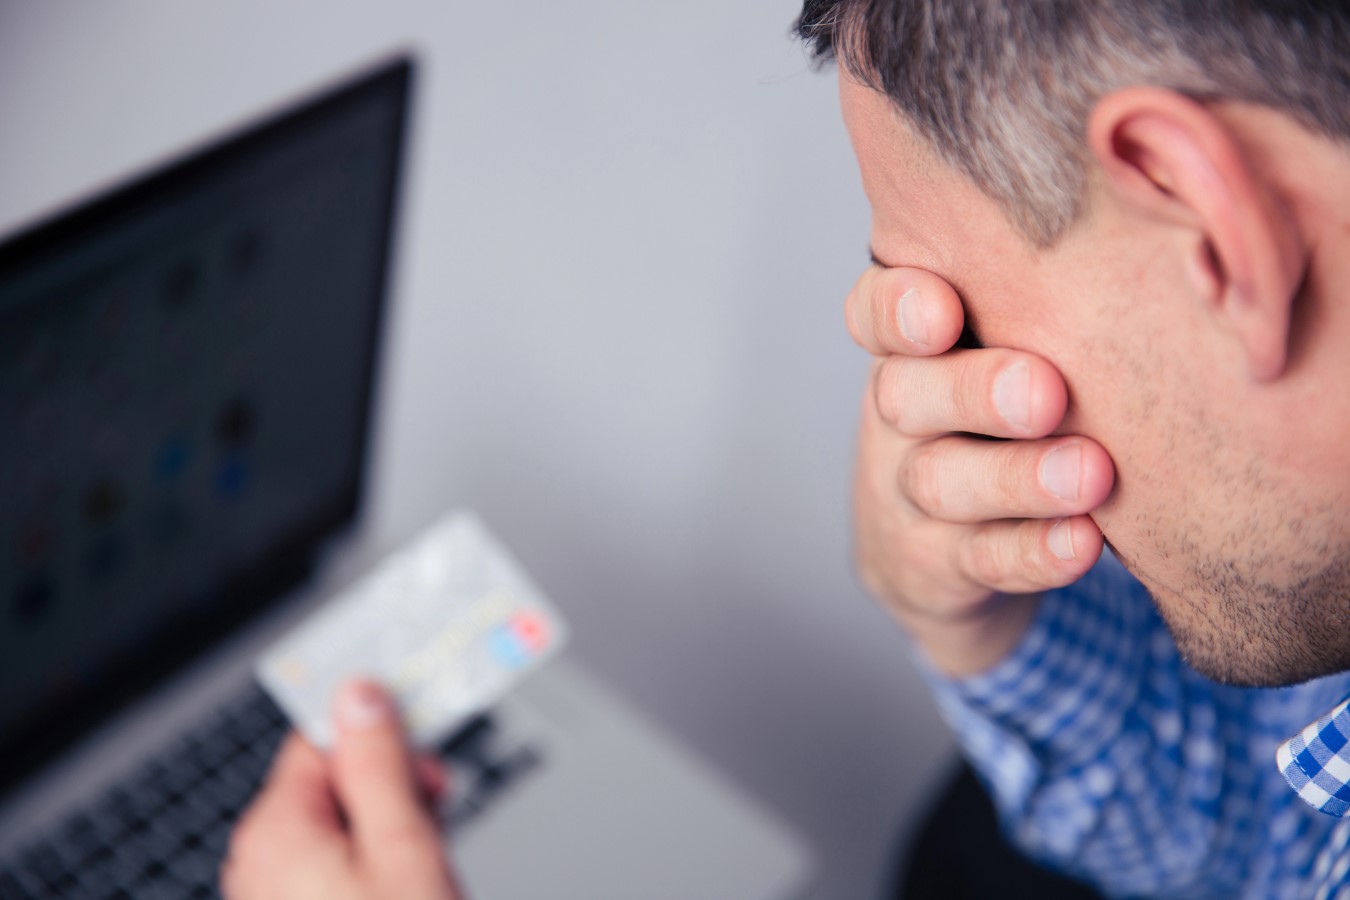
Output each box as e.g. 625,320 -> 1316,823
1278,697 -> 1350,817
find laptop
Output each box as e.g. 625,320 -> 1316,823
0,56 -> 814,900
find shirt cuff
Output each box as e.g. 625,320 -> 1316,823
921,555 -> 1152,805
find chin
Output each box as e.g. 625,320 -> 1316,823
1168,627 -> 1311,688
1107,524 -> 1350,687
1146,578 -> 1350,689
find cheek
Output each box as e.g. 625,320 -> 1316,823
1066,344 -> 1256,605
1052,336 -> 1195,582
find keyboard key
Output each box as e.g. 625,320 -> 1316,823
88,804 -> 135,842
199,824 -> 231,859
51,816 -> 102,867
172,802 -> 222,840
135,881 -> 186,900
168,846 -> 221,887
160,760 -> 206,797
20,844 -> 63,888
92,887 -> 136,900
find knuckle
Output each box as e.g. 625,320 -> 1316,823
875,357 -> 927,434
994,445 -> 1036,512
873,358 -> 905,428
902,443 -> 948,517
950,355 -> 986,428
1021,523 -> 1057,574
963,532 -> 1007,587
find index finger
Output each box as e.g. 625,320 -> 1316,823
224,733 -> 346,890
250,733 -> 342,831
846,265 -> 966,357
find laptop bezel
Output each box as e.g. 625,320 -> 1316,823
0,55 -> 414,799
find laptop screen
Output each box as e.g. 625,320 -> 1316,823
0,58 -> 412,792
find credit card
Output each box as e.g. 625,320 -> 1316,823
256,510 -> 569,749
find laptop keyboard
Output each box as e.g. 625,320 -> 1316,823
0,688 -> 541,900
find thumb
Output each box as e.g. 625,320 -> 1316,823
330,681 -> 445,867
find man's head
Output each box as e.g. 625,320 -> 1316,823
801,0 -> 1350,686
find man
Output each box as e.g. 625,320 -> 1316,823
223,1 -> 1350,896
796,0 -> 1350,896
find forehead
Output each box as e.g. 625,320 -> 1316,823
838,75 -> 1028,273
838,75 -> 1046,344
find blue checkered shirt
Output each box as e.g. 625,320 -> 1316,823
923,555 -> 1350,898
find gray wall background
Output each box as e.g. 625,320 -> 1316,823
0,2 -> 954,896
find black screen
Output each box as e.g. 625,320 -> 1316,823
0,58 -> 412,792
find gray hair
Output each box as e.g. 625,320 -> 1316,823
797,1 -> 1350,246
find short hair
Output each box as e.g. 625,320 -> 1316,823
797,1 -> 1350,246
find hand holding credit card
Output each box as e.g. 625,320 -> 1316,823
256,510 -> 569,749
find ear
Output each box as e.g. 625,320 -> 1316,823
1087,88 -> 1306,381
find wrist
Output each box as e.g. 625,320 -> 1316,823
893,592 -> 1043,678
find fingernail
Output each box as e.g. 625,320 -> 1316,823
1040,443 -> 1082,502
336,681 -> 392,731
993,362 -> 1030,430
1048,519 -> 1076,561
897,288 -> 930,346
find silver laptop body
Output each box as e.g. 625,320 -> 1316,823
0,57 -> 812,900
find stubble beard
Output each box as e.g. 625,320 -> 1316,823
1150,549 -> 1350,688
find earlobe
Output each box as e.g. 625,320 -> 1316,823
1087,88 -> 1307,381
